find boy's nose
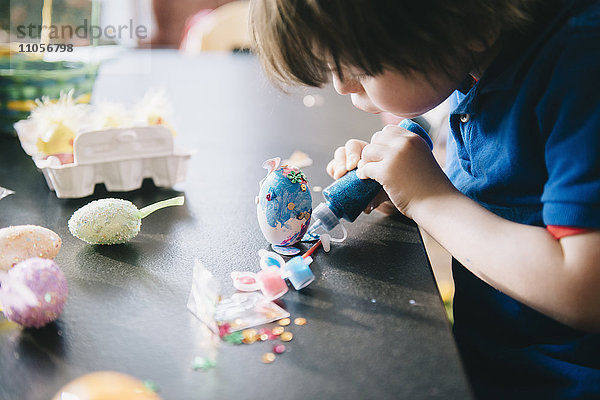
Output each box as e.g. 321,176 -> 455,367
331,73 -> 363,95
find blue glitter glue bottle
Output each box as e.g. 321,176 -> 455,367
310,119 -> 433,232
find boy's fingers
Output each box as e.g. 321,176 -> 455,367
326,159 -> 335,178
344,139 -> 367,170
356,159 -> 381,180
360,143 -> 386,162
333,146 -> 348,179
372,124 -> 410,144
370,130 -> 384,144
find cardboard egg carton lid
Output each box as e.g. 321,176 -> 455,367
31,126 -> 194,198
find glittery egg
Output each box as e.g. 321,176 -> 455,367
69,198 -> 141,245
68,196 -> 184,245
51,371 -> 162,400
0,257 -> 68,328
256,159 -> 312,246
0,225 -> 61,271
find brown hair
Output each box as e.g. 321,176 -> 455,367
249,0 -> 544,87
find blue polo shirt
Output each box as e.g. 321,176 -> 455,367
445,0 -> 600,398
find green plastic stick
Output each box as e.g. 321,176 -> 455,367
138,196 -> 185,219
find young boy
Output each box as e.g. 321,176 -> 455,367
250,0 -> 600,398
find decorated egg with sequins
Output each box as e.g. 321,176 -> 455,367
256,158 -> 312,246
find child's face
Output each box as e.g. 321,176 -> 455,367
330,66 -> 462,118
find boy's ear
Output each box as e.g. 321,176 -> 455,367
467,30 -> 500,53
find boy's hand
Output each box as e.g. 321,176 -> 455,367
327,139 -> 368,179
327,138 -> 399,215
356,124 -> 456,218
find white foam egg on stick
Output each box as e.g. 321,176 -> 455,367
0,225 -> 62,271
68,196 -> 185,245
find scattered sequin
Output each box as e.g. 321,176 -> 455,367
261,352 -> 276,363
287,202 -> 295,210
223,331 -> 244,345
44,293 -> 52,303
273,344 -> 286,354
192,356 -> 217,371
271,244 -> 301,256
243,336 -> 258,344
143,380 -> 160,393
278,318 -> 291,326
294,318 -> 307,326
272,326 -> 285,336
280,332 -> 293,342
218,323 -> 231,338
242,328 -> 258,339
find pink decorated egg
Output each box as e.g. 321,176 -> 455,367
0,257 -> 68,328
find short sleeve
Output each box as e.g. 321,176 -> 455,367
538,28 -> 600,229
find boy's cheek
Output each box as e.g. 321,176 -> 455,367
350,93 -> 382,114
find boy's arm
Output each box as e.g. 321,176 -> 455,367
357,125 -> 600,333
411,189 -> 600,333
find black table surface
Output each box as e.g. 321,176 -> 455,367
0,50 -> 471,400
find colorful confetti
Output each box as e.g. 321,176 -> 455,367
278,318 -> 291,326
143,380 -> 160,393
192,357 -> 217,371
294,317 -> 307,326
272,326 -> 285,336
223,331 -> 244,345
273,344 -> 286,354
280,332 -> 293,342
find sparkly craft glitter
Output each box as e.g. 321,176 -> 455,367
278,318 -> 291,326
280,332 -> 293,342
294,317 -> 307,326
261,352 -> 276,363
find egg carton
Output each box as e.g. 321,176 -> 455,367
29,126 -> 193,198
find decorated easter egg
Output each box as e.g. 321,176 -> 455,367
52,371 -> 162,400
0,258 -> 68,328
256,158 -> 312,246
0,225 -> 62,271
